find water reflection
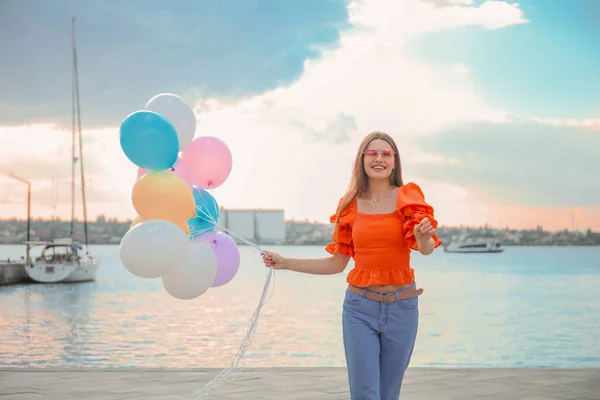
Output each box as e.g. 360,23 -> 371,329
1,245 -> 600,368
1,282 -> 97,366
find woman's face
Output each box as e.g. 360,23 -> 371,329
363,139 -> 395,180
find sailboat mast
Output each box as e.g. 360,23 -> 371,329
70,18 -> 76,238
72,16 -> 89,249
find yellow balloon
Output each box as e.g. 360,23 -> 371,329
132,171 -> 196,224
131,215 -> 190,235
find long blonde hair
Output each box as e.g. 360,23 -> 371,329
335,131 -> 404,223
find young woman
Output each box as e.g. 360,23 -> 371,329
261,131 -> 441,399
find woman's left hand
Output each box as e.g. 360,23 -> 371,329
414,217 -> 435,241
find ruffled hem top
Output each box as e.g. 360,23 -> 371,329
325,182 -> 441,287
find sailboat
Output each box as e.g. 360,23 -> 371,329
24,17 -> 100,283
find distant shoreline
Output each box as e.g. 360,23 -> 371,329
1,217 -> 599,246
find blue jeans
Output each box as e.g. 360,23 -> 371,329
342,283 -> 419,399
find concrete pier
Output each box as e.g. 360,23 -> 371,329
0,367 -> 598,399
0,262 -> 29,286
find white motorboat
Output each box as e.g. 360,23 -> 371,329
443,236 -> 505,253
25,238 -> 99,283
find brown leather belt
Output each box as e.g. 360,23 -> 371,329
348,284 -> 424,303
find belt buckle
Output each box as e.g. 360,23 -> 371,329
382,293 -> 396,303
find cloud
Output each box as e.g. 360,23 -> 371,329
251,98 -> 357,144
289,113 -> 356,144
441,1 -> 529,30
6,0 -> 593,232
453,62 -> 470,74
0,154 -> 98,182
173,0 -> 531,224
224,30 -> 509,146
412,120 -> 600,208
0,0 -> 351,127
0,178 -> 118,205
528,116 -> 600,130
421,0 -> 474,5
351,0 -> 528,38
0,124 -> 112,179
0,123 -> 132,213
329,113 -> 359,144
1,0 -> 527,210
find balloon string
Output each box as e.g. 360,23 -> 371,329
188,193 -> 276,399
193,201 -> 264,253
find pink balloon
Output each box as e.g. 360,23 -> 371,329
137,157 -> 194,190
181,136 -> 232,189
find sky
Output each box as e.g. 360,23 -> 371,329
0,0 -> 599,232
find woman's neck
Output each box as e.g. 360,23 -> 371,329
366,180 -> 394,200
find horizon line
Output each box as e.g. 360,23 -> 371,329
0,216 -> 594,234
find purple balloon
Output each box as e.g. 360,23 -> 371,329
193,231 -> 240,287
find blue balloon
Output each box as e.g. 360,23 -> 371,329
192,187 -> 220,223
188,217 -> 215,239
120,110 -> 180,171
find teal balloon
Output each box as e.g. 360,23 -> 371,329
192,187 -> 220,223
120,110 -> 180,171
188,217 -> 215,239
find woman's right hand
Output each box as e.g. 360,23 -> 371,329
261,250 -> 287,270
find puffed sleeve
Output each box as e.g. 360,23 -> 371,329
397,182 -> 442,251
325,198 -> 356,257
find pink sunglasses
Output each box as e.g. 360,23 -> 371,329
363,149 -> 395,158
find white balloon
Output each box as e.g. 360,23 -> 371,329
119,219 -> 190,279
161,241 -> 217,300
145,93 -> 196,150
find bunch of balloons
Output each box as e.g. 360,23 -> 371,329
118,93 -> 240,300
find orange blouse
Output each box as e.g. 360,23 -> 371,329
325,182 -> 441,287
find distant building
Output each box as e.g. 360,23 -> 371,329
536,225 -> 544,233
218,208 -> 286,245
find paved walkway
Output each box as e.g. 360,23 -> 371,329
0,368 -> 598,399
